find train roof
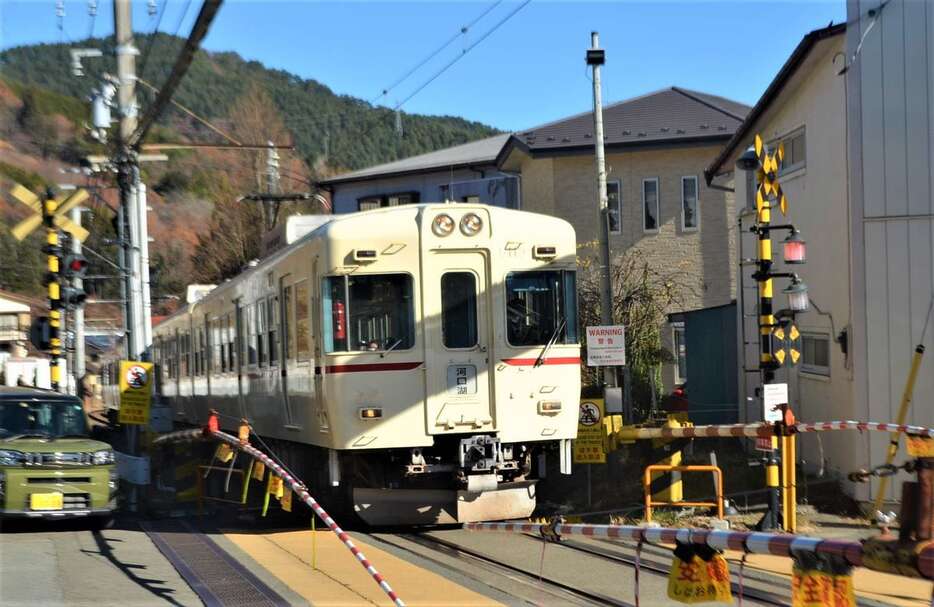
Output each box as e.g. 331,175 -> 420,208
155,204 -> 574,328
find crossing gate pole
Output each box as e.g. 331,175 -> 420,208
43,191 -> 63,392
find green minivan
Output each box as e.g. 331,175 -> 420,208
0,387 -> 117,521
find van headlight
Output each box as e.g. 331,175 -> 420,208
432,214 -> 455,237
93,449 -> 115,465
0,450 -> 25,466
460,213 -> 483,236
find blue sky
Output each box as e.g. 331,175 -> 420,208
1,1 -> 846,131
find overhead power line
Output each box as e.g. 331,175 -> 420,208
371,0 -> 503,105
131,0 -> 224,148
392,0 -> 531,111
137,0 -> 169,81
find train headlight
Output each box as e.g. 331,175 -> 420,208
460,213 -> 483,236
432,214 -> 455,237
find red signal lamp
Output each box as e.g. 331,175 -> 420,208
783,230 -> 806,264
68,258 -> 88,272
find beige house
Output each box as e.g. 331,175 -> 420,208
706,8 -> 934,502
498,87 -> 749,389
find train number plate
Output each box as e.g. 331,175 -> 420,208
447,364 -> 477,395
30,492 -> 64,511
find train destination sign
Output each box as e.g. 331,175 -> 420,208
586,325 -> 626,366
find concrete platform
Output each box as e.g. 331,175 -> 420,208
224,528 -> 506,606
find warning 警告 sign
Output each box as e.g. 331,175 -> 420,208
117,360 -> 154,425
586,325 -> 626,366
573,399 -> 606,464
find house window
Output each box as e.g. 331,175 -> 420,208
462,195 -> 480,204
672,322 -> 687,384
358,192 -> 420,211
774,128 -> 806,174
801,333 -> 830,376
358,196 -> 382,211
607,181 -> 621,234
681,176 -> 699,230
643,178 -> 659,232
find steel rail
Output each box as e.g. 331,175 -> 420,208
401,532 -> 634,607
154,427 -> 406,607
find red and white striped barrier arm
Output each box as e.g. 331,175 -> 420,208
793,421 -> 934,438
616,421 -> 934,440
465,522 -> 868,568
155,427 -> 407,607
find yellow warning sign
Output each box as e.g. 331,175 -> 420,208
281,489 -> 292,512
252,461 -> 266,481
907,435 -> 934,458
117,360 -> 154,425
573,399 -> 606,464
215,443 -> 234,463
267,474 -> 284,499
791,567 -> 855,607
667,554 -> 732,604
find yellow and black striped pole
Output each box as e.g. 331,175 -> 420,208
754,136 -> 781,530
43,191 -> 63,392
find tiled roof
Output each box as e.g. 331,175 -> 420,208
502,87 -> 749,158
319,133 -> 510,185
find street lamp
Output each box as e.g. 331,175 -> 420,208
783,277 -> 810,312
783,230 -> 807,264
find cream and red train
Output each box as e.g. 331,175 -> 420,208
150,204 -> 580,524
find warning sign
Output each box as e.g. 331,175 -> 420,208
667,553 -> 732,604
117,360 -> 153,425
573,399 -> 606,464
585,325 -> 626,366
791,567 -> 855,607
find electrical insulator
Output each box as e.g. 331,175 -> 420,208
88,0 -> 97,16
148,0 -> 157,16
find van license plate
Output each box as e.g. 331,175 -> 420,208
30,492 -> 64,510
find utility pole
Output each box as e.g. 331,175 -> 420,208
71,206 -> 86,381
114,0 -> 143,362
587,32 -> 616,389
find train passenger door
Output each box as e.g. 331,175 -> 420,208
279,275 -> 296,426
425,251 -> 494,434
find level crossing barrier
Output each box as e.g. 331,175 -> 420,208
615,420 -> 934,440
153,422 -> 407,607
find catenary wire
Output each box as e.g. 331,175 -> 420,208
370,0 -> 502,105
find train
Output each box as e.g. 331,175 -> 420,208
112,204 -> 582,524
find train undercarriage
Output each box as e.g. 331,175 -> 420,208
254,433 -> 545,526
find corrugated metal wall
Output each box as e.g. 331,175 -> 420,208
847,0 -> 934,501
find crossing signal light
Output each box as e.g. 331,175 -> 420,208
62,254 -> 89,278
61,285 -> 87,308
29,317 -> 51,351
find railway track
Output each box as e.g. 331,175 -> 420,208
368,531 -> 633,606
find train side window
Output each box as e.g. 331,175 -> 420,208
181,332 -> 189,376
294,280 -> 311,361
268,296 -> 279,366
283,285 -> 294,361
441,272 -> 477,348
256,302 -> 266,366
323,274 -> 414,353
226,313 -> 235,371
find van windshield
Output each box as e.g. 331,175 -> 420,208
0,400 -> 88,439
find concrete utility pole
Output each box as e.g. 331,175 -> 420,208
70,207 -> 85,380
587,31 -> 616,388
114,0 -> 143,362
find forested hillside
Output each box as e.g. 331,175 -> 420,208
0,34 -> 499,171
0,36 -> 500,307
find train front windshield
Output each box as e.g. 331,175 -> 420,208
505,271 -> 578,346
